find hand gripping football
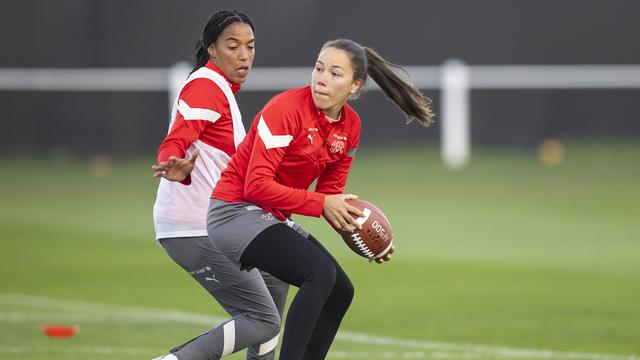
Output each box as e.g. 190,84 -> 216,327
338,199 -> 394,260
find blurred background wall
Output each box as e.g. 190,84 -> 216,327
1,0 -> 639,156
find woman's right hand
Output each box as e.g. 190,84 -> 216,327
152,148 -> 200,182
322,194 -> 365,233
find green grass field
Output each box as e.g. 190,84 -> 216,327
1,141 -> 639,359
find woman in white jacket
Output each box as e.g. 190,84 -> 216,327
151,9 -> 287,360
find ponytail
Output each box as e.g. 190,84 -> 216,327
364,47 -> 434,126
190,10 -> 255,75
320,39 -> 434,127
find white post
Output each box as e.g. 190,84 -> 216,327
441,59 -> 471,169
168,61 -> 191,116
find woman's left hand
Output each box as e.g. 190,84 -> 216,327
152,148 -> 200,182
369,245 -> 395,264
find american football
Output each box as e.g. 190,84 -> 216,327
338,199 -> 394,260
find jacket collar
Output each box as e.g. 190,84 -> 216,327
205,60 -> 241,93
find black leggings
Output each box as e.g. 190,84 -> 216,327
240,223 -> 354,360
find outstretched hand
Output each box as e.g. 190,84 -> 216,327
152,148 -> 200,182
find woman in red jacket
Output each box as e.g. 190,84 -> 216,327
208,39 -> 433,359
151,10 -> 288,360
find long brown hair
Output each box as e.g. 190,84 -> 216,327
320,39 -> 434,126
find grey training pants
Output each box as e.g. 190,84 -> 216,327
160,236 -> 289,360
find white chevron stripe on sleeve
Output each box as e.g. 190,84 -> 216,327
177,99 -> 221,122
257,115 -> 293,149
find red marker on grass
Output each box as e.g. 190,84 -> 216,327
42,324 -> 77,338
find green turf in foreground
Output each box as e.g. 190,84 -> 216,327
0,142 -> 638,359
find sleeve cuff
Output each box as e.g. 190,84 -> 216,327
179,175 -> 192,185
157,151 -> 173,164
308,192 -> 326,217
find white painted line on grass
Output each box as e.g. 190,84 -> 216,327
0,293 -> 224,325
0,345 -> 155,355
336,331 -> 639,360
1,293 -> 638,360
0,346 -> 488,359
0,311 -> 212,324
327,350 -> 486,359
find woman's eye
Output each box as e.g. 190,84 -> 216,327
332,72 -> 342,77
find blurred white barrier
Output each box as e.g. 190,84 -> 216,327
3,63 -> 640,168
441,60 -> 470,169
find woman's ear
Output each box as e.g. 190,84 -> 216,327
207,44 -> 217,60
350,80 -> 363,94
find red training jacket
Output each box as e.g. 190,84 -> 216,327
157,61 -> 241,185
213,86 -> 361,220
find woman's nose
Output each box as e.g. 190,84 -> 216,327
238,48 -> 249,60
316,71 -> 328,86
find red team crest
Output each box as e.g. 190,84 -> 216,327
330,140 -> 345,154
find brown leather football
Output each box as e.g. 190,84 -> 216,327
337,199 -> 394,259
